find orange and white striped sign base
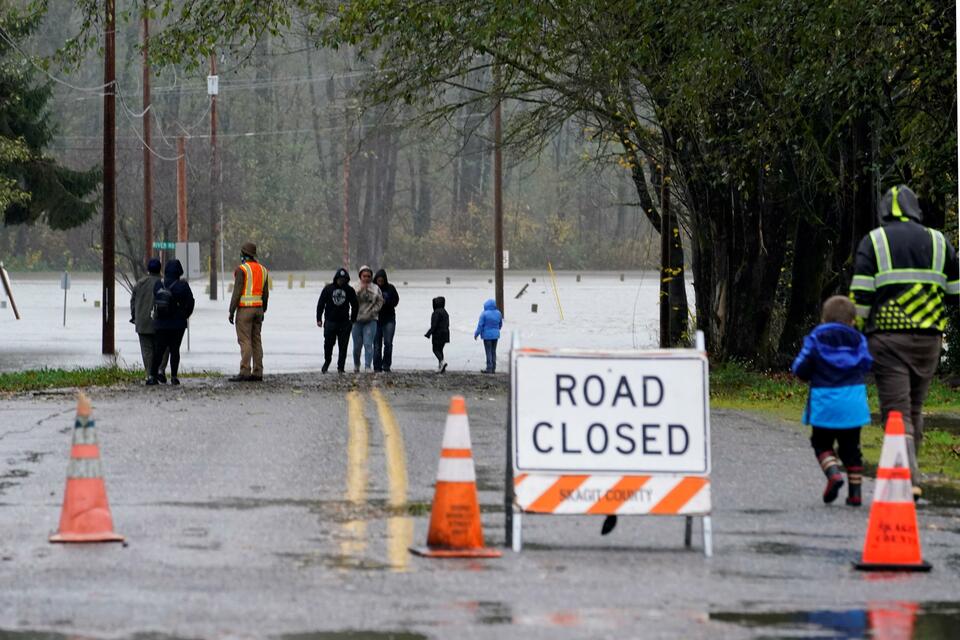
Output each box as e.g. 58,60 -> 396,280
514,474 -> 710,515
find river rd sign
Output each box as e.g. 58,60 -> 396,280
512,351 -> 710,475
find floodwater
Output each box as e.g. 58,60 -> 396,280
0,269 -> 693,374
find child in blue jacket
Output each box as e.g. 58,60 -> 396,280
792,295 -> 873,505
474,298 -> 503,373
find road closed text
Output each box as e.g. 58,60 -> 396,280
513,355 -> 709,474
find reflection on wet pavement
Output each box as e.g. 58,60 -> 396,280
712,601 -> 960,639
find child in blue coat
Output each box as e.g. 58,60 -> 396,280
474,299 -> 503,373
792,296 -> 873,505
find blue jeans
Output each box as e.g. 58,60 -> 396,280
374,320 -> 396,372
483,339 -> 498,372
352,320 -> 377,369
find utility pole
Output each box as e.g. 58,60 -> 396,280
342,107 -> 351,269
659,155 -> 671,349
177,136 -> 187,241
493,78 -> 504,316
208,55 -> 219,300
102,0 -> 116,355
142,6 -> 152,264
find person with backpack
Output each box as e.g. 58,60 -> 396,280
147,259 -> 195,386
130,258 -> 168,382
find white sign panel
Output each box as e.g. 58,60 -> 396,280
175,242 -> 202,280
513,352 -> 710,475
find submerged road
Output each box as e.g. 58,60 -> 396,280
0,372 -> 958,639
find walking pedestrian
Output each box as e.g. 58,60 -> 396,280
147,259 -> 194,386
317,267 -> 359,373
792,296 -> 873,506
130,257 -> 168,382
352,265 -> 383,373
425,296 -> 449,373
228,242 -> 270,382
373,268 -> 399,372
851,185 -> 959,500
474,298 -> 502,373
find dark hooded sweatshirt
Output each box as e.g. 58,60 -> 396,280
851,185 -> 959,334
425,296 -> 449,344
152,259 -> 195,331
317,268 -> 359,328
374,268 -> 400,323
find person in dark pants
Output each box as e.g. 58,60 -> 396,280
130,257 -> 168,382
851,185 -> 959,500
792,296 -> 873,506
425,296 -> 449,372
147,259 -> 194,386
373,268 -> 400,372
474,298 -> 502,373
316,268 -> 359,373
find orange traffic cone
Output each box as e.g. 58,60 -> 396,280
854,411 -> 929,571
49,393 -> 124,543
410,396 -> 501,558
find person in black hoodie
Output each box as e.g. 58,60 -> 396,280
147,259 -> 195,386
424,296 -> 449,373
316,267 -> 359,373
373,268 -> 400,372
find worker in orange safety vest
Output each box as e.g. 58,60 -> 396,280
228,242 -> 270,381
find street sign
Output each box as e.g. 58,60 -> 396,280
507,336 -> 713,557
503,249 -> 510,270
175,241 -> 201,280
153,241 -> 176,250
60,272 -> 71,290
514,354 -> 709,474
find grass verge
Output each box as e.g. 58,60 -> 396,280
0,367 -> 219,393
711,362 -> 960,482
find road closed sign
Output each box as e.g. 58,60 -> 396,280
512,351 -> 710,475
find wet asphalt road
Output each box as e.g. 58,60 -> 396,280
0,372 -> 958,639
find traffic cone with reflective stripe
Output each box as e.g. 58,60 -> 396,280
49,393 -> 124,543
854,411 -> 929,571
409,396 -> 501,558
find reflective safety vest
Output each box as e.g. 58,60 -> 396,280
237,261 -> 268,307
851,223 -> 959,333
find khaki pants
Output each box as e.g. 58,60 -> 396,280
235,307 -> 265,376
138,333 -> 168,377
868,332 -> 942,484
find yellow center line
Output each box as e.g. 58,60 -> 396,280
341,390 -> 369,561
372,387 -> 414,571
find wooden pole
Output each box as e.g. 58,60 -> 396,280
177,136 -> 187,241
494,83 -> 504,317
342,108 -> 351,269
208,55 -> 219,300
142,7 -> 152,265
102,0 -> 116,355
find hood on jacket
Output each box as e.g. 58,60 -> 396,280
879,185 -> 923,225
357,265 -> 373,279
432,296 -> 446,309
164,259 -> 184,284
483,299 -> 498,311
147,258 -> 161,274
333,267 -> 350,284
374,268 -> 389,284
811,323 -> 872,370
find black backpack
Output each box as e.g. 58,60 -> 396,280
152,282 -> 174,320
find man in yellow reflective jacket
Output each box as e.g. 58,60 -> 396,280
851,185 -> 959,499
228,242 -> 270,382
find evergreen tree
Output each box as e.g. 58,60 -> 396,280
0,8 -> 99,229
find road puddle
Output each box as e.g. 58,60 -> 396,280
712,601 -> 960,638
279,633 -> 426,640
0,632 -> 198,640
